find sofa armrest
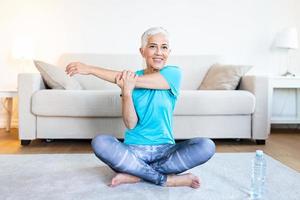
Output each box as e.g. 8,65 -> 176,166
18,73 -> 45,140
238,75 -> 271,140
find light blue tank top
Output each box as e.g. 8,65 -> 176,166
124,65 -> 182,145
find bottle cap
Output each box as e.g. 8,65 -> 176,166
256,150 -> 264,156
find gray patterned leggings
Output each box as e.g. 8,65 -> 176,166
91,135 -> 215,186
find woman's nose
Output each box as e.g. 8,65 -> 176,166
155,47 -> 163,55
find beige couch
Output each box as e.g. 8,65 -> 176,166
18,54 -> 270,145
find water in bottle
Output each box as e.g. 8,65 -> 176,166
250,150 -> 266,199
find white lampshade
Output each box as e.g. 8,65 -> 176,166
275,27 -> 298,49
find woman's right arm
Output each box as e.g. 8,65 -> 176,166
65,62 -> 121,83
116,72 -> 138,129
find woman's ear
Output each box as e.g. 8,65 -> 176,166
139,48 -> 144,57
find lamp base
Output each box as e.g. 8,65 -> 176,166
281,71 -> 295,77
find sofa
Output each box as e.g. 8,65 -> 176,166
18,54 -> 271,145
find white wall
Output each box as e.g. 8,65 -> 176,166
0,0 -> 299,128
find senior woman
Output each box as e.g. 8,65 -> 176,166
65,27 -> 215,188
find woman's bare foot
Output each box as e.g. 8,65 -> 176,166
108,173 -> 141,187
166,173 -> 200,189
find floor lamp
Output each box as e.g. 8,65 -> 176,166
275,27 -> 299,77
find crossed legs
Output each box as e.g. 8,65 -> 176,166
91,135 -> 215,188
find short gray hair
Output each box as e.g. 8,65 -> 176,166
140,27 -> 170,48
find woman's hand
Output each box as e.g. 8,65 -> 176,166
65,62 -> 91,76
116,70 -> 138,96
115,73 -> 123,88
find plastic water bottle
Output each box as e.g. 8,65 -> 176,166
250,150 -> 266,199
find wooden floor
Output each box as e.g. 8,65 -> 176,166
1,128 -> 299,172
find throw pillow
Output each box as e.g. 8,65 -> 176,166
34,60 -> 82,90
199,63 -> 252,90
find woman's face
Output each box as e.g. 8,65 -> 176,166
140,33 -> 170,71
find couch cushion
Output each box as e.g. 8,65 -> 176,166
199,63 -> 252,90
32,90 -> 122,117
174,90 -> 255,115
34,60 -> 82,90
32,90 -> 255,117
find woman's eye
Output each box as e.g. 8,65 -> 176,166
162,46 -> 168,49
149,46 -> 155,48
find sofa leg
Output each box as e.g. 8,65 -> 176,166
21,140 -> 31,146
256,140 -> 266,145
45,139 -> 55,143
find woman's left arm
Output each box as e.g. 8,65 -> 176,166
135,72 -> 170,90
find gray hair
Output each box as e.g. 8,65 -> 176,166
140,27 -> 170,48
